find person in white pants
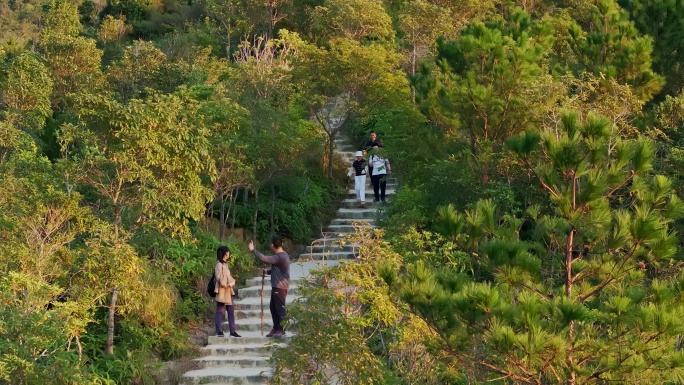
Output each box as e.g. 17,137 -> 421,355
347,151 -> 368,205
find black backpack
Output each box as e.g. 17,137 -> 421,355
207,273 -> 216,297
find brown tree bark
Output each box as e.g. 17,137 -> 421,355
105,287 -> 119,355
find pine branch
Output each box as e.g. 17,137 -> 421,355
491,264 -> 551,299
577,243 -> 639,302
518,281 -> 552,300
571,266 -> 590,283
522,157 -> 561,200
605,171 -> 635,199
472,357 -> 538,384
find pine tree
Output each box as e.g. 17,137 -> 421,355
403,111 -> 684,383
567,0 -> 663,102
414,8 -> 553,150
618,0 -> 684,96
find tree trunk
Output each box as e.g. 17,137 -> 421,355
230,189 -> 239,229
252,188 -> 259,243
565,175 -> 577,384
219,192 -> 226,241
270,186 -> 275,238
411,44 -> 417,104
105,287 -> 119,355
223,189 -> 234,234
327,131 -> 336,179
226,26 -> 231,59
568,320 -> 577,385
113,205 -> 121,239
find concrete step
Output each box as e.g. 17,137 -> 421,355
237,285 -> 300,299
336,208 -> 378,219
235,309 -> 271,320
330,218 -> 375,226
193,383 -> 259,385
325,224 -> 374,234
195,354 -> 269,368
233,295 -> 301,311
206,331 -> 292,345
245,276 -> 271,287
297,250 -> 357,261
243,260 -> 343,286
339,199 -> 386,208
335,145 -> 356,152
344,185 -> 398,193
305,242 -> 359,253
346,180 -> 397,188
200,342 -> 278,356
182,366 -> 272,385
230,317 -> 275,332
344,189 -> 396,199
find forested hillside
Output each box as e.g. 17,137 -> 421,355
3,0 -> 684,383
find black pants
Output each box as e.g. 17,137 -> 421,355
371,174 -> 387,201
270,288 -> 288,332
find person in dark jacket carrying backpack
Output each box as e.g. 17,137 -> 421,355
248,236 -> 290,337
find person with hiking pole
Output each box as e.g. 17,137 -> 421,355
248,236 -> 290,337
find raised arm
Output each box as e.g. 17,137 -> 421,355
248,240 -> 279,265
251,249 -> 280,265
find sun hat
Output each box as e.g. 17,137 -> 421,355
354,151 -> 363,157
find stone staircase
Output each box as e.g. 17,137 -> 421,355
180,135 -> 396,385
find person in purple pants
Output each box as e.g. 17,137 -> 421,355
214,246 -> 241,337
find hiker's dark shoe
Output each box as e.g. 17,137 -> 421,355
217,332 -> 225,337
373,199 -> 380,202
266,329 -> 276,337
229,332 -> 242,337
272,330 -> 285,337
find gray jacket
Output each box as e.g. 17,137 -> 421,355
252,250 -> 290,290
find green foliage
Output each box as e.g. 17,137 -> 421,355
653,92 -> 684,198
566,0 -> 663,101
69,91 -> 215,237
158,229 -> 257,321
619,0 -> 684,96
271,227 -> 459,384
0,51 -> 53,131
415,8 -> 553,148
311,0 -> 395,42
107,41 -> 187,101
0,272 -> 112,385
381,187 -> 430,233
401,111 -> 684,382
271,273 -> 389,384
81,317 -> 164,384
39,0 -> 81,42
2,0 -> 684,382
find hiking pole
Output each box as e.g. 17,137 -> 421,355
260,267 -> 265,336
